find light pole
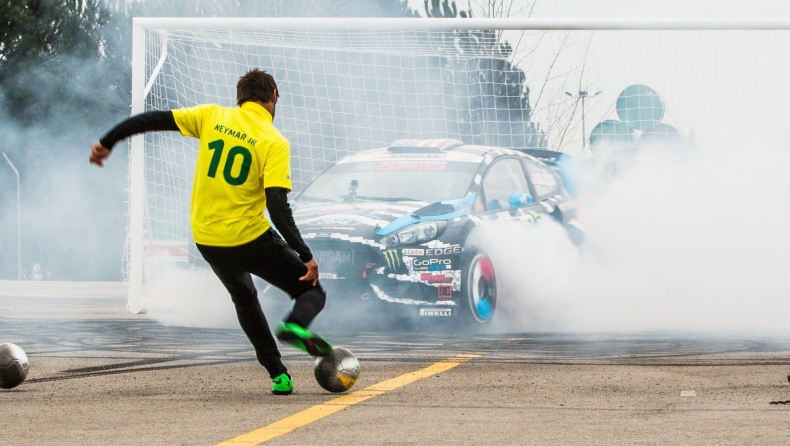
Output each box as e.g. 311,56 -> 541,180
565,90 -> 601,150
2,153 -> 21,280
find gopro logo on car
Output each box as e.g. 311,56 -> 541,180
413,258 -> 452,267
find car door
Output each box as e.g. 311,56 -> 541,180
475,157 -> 545,224
523,158 -> 576,221
524,159 -> 560,201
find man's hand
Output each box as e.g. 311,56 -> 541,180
299,258 -> 319,286
89,142 -> 111,167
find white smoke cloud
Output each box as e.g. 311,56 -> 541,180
145,265 -> 294,329
144,142 -> 790,334
146,266 -> 239,329
484,144 -> 790,333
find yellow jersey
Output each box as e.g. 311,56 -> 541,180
172,102 -> 292,247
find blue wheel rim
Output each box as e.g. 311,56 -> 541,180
476,298 -> 492,320
469,255 -> 496,322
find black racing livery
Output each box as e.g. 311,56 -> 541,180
290,139 -> 582,325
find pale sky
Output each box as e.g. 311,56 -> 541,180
407,0 -> 790,153
530,0 -> 790,18
408,0 -> 790,19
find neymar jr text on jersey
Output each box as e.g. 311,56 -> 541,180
213,123 -> 258,146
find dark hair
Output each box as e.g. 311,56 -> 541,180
236,69 -> 278,106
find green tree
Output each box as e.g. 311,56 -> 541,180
423,0 -> 545,148
424,0 -> 469,18
0,0 -> 421,128
0,0 -> 116,127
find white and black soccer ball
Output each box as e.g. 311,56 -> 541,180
313,347 -> 360,393
0,343 -> 29,389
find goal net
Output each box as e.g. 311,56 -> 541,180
127,18 -> 790,313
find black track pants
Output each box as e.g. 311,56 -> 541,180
196,230 -> 326,378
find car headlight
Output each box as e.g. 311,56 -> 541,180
381,221 -> 446,247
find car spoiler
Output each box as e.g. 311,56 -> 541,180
515,149 -> 578,197
514,149 -> 568,164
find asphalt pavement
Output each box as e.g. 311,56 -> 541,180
2,295 -> 790,445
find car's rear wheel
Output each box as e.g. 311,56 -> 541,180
462,250 -> 498,324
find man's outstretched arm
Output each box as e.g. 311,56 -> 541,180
266,187 -> 313,262
90,111 -> 179,167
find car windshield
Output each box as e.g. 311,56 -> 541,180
298,159 -> 478,203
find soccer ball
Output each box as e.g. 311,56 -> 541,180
313,347 -> 360,393
0,343 -> 29,389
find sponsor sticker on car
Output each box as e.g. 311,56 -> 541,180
314,250 -> 355,265
402,246 -> 462,257
420,308 -> 453,317
412,258 -> 452,271
383,249 -> 400,271
425,246 -> 461,256
377,161 -> 448,171
420,273 -> 453,284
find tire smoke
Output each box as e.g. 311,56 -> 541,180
146,266 -> 240,329
484,145 -> 790,333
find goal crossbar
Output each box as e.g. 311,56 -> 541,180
134,17 -> 790,31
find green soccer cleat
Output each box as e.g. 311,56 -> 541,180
275,322 -> 334,357
271,373 -> 293,395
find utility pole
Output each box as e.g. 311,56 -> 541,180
565,90 -> 601,150
2,153 -> 21,280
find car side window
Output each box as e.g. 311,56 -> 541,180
525,161 -> 558,199
481,158 -> 531,211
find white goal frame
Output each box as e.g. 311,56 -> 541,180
128,17 -> 790,314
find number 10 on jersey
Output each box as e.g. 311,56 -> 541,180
207,139 -> 252,186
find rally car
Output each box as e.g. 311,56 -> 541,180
292,139 -> 580,325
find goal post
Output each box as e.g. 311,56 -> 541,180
128,17 -> 790,313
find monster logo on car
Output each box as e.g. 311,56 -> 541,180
382,249 -> 400,271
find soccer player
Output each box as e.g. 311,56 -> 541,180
89,69 -> 333,395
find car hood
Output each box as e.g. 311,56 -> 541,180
292,201 -> 430,238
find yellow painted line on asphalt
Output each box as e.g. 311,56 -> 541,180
215,352 -> 486,446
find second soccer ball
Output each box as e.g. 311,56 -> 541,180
0,343 -> 29,390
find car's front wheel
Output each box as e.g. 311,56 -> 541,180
461,249 -> 498,324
